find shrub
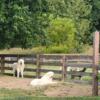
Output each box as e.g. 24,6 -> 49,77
45,45 -> 75,53
45,17 -> 77,53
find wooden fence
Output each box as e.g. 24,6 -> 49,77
0,54 -> 94,81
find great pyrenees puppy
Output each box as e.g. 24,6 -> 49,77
30,71 -> 56,86
12,59 -> 25,78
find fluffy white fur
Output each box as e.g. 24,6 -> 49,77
30,71 -> 56,86
12,59 -> 25,78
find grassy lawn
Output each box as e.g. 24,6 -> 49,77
0,88 -> 44,98
0,96 -> 100,100
0,88 -> 100,100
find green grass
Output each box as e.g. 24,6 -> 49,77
0,96 -> 100,100
0,88 -> 99,100
0,85 -> 100,100
0,87 -> 46,98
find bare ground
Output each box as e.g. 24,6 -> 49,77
0,76 -> 100,97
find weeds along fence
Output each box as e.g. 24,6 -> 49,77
0,54 -> 94,82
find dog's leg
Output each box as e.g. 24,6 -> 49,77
17,69 -> 20,78
20,69 -> 24,78
13,68 -> 15,77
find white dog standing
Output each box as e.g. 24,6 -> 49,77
12,59 -> 25,78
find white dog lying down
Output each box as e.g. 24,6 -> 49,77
12,59 -> 25,78
30,71 -> 57,86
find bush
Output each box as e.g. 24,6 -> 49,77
45,45 -> 76,53
45,17 -> 77,53
31,46 -> 47,54
75,44 -> 92,54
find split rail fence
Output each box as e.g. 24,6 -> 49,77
0,54 -> 94,81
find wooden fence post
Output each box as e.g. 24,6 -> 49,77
92,31 -> 99,96
62,55 -> 67,81
0,56 -> 5,74
17,55 -> 20,61
36,54 -> 41,78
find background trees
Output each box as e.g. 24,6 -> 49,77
0,0 -> 99,53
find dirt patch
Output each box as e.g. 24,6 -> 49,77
0,76 -> 32,90
44,83 -> 92,97
0,76 -> 99,97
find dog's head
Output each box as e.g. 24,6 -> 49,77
18,59 -> 24,65
44,71 -> 54,78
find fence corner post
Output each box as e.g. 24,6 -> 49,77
92,31 -> 99,96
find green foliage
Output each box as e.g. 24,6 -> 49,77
0,0 -> 100,52
45,0 -> 92,45
0,0 -> 48,49
45,45 -> 76,53
90,0 -> 100,31
65,0 -> 92,45
81,76 -> 92,81
11,4 -> 34,48
46,17 -> 77,53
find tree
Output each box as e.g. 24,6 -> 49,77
0,0 -> 48,49
45,0 -> 92,45
90,0 -> 100,31
0,0 -> 98,51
